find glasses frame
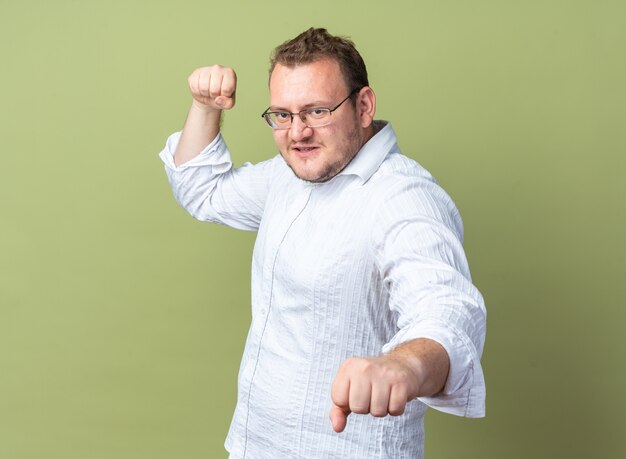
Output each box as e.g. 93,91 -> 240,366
261,87 -> 361,130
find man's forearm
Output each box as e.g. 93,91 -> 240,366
387,338 -> 450,397
173,65 -> 237,167
174,101 -> 222,167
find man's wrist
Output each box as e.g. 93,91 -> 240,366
190,99 -> 223,117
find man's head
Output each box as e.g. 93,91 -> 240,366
266,28 -> 376,183
269,27 -> 370,94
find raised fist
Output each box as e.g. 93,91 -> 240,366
187,65 -> 237,111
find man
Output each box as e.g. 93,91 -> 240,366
160,28 -> 486,458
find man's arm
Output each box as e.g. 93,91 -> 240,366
174,65 -> 237,166
329,178 -> 487,431
329,338 -> 449,433
160,64 -> 275,231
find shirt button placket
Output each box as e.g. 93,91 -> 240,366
242,188 -> 313,455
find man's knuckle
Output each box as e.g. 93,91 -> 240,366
341,358 -> 359,371
332,391 -> 348,405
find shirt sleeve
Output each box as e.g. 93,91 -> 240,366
159,131 -> 277,231
373,178 -> 487,418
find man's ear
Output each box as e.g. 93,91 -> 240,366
356,86 -> 376,128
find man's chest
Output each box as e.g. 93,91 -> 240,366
253,179 -> 379,298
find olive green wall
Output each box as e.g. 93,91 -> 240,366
1,1 -> 624,457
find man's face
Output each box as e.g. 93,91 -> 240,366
269,59 -> 370,183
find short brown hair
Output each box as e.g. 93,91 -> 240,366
269,27 -> 369,92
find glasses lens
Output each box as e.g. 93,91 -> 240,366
264,112 -> 291,129
263,114 -> 276,128
303,108 -> 331,127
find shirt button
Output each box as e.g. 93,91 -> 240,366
261,308 -> 267,315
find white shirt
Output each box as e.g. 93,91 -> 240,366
160,122 -> 486,459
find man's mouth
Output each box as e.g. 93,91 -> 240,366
291,145 -> 320,158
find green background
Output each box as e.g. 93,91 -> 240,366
1,0 -> 624,457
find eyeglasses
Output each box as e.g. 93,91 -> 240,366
261,88 -> 360,130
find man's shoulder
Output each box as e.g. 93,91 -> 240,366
370,150 -> 438,190
366,151 -> 462,230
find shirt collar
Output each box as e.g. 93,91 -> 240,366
337,120 -> 398,184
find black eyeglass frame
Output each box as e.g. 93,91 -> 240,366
261,87 -> 361,129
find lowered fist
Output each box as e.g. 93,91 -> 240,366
329,338 -> 450,433
329,355 -> 419,433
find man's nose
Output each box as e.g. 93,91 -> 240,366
289,116 -> 313,141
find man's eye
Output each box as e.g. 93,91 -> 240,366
275,112 -> 291,121
309,108 -> 327,118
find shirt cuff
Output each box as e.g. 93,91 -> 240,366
158,131 -> 232,173
382,319 -> 486,418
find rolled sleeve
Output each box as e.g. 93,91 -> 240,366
382,319 -> 485,417
159,131 -> 232,173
